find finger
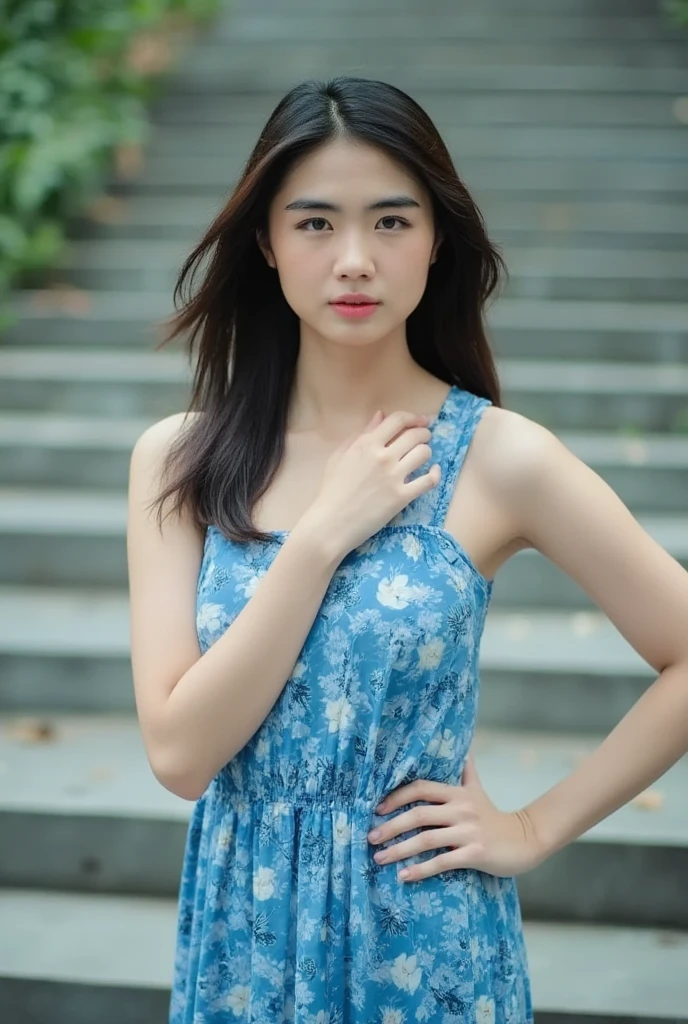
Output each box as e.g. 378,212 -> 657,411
398,845 -> 481,882
377,780 -> 455,814
336,410 -> 383,455
363,409 -> 384,431
372,826 -> 457,866
371,800 -> 452,843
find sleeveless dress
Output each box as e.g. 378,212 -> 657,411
169,384 -> 534,1023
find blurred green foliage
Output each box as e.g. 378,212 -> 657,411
0,0 -> 221,304
664,0 -> 688,25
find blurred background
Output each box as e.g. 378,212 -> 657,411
0,0 -> 687,1021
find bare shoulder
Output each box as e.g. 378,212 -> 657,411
130,411 -> 201,495
132,410 -> 201,459
470,405 -> 567,547
475,405 -> 562,491
128,411 -> 204,542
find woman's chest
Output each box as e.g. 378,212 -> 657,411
195,526 -> 487,659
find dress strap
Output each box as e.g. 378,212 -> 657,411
429,390 -> 493,529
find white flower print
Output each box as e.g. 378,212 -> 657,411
333,811 -> 351,847
476,995 -> 496,1023
381,1011 -> 405,1024
325,695 -> 355,733
377,572 -> 430,609
417,635 -> 445,670
216,821 -> 233,852
196,601 -> 230,636
224,984 -> 251,1015
253,866 -> 276,901
377,572 -> 415,609
427,727 -> 456,760
390,952 -> 422,993
255,735 -> 270,760
240,573 -> 262,599
400,532 -> 424,561
433,419 -> 456,441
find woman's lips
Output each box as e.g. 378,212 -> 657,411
330,302 -> 380,319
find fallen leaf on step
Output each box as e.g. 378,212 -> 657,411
543,203 -> 572,231
85,195 -> 128,224
127,34 -> 174,76
7,719 -> 57,743
519,748 -> 539,767
31,285 -> 92,315
631,789 -> 665,811
114,142 -> 146,180
505,615 -> 532,639
672,96 -> 688,124
571,613 -> 604,636
621,440 -> 648,465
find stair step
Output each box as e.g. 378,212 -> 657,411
0,717 -> 686,932
0,889 -> 174,1024
1,417 -> 687,511
114,154 -> 688,195
168,39 -> 688,73
144,125 -> 688,161
0,890 -> 686,1024
5,291 -> 688,343
528,920 -> 688,1021
0,584 -> 671,732
35,240 -> 688,302
166,62 -> 688,97
8,289 -> 688,329
236,0 -> 676,15
48,241 -> 688,278
151,91 -> 688,128
216,13 -> 686,44
65,195 -> 688,242
0,479 -> 685,595
1,347 -> 687,432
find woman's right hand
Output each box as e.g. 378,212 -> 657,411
301,409 -> 441,557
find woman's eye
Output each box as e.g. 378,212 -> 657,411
300,217 -> 329,232
297,216 -> 409,232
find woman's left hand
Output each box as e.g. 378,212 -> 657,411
368,752 -> 548,882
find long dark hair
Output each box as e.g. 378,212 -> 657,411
149,75 -> 506,544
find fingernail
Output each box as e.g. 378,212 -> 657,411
368,829 -> 380,841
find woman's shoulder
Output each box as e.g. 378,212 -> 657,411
471,404 -> 566,502
133,410 -> 202,454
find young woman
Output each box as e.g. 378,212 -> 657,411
126,75 -> 688,1022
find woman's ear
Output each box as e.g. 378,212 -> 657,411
256,229 -> 275,268
430,231 -> 444,265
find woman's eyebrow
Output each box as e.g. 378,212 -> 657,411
284,195 -> 421,212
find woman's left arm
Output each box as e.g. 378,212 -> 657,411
498,413 -> 688,859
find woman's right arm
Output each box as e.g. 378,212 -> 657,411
127,414 -> 346,802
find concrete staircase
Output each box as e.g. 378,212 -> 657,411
1,0 -> 688,1019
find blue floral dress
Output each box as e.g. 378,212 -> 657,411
169,384 -> 533,1023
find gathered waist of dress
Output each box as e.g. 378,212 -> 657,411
212,765 -> 392,815
211,761 -> 461,819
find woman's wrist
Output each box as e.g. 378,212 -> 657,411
289,512 -> 350,571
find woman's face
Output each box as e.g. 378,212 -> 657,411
258,137 -> 442,346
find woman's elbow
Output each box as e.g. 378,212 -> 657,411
149,748 -> 207,802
